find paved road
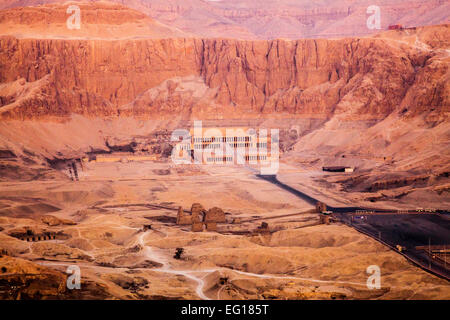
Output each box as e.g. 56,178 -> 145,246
257,174 -> 450,281
336,213 -> 450,280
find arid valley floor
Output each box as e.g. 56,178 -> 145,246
1,159 -> 449,300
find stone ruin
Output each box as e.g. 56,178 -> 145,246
191,222 -> 204,232
205,207 -> 226,223
191,203 -> 206,223
190,203 -> 206,232
316,201 -> 332,224
176,203 -> 226,232
315,201 -> 327,213
231,218 -> 242,224
320,214 -> 331,225
205,222 -> 217,232
176,206 -> 192,225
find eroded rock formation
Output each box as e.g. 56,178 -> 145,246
0,5 -> 447,124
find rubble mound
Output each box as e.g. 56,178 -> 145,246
41,215 -> 76,226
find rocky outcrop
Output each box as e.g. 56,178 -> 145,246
0,36 -> 198,119
177,203 -> 226,232
190,203 -> 206,223
0,255 -> 67,299
191,222 -> 203,232
41,215 -> 76,226
176,206 -> 191,225
31,242 -> 92,261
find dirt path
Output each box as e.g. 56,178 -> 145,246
138,231 -> 211,300
136,231 -> 374,300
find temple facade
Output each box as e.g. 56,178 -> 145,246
173,127 -> 276,165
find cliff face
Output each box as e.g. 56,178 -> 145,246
0,2 -> 448,122
3,0 -> 449,39
1,24 -> 448,122
0,37 -> 198,118
196,37 -> 415,117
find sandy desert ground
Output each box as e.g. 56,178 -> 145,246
0,160 -> 449,300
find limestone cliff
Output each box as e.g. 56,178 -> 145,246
0,24 -> 448,122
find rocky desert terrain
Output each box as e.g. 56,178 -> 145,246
1,162 -> 449,300
0,1 -> 449,300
